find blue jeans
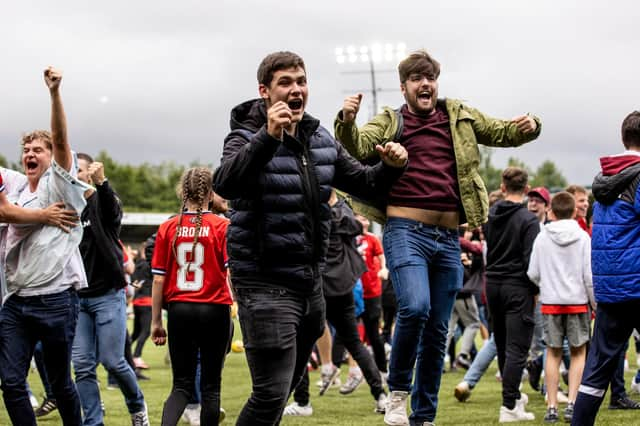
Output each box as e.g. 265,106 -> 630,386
464,334 -> 497,387
72,289 -> 145,425
0,288 -> 82,426
383,218 -> 462,423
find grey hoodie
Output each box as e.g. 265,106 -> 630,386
527,219 -> 594,307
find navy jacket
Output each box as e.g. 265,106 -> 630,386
213,99 -> 404,293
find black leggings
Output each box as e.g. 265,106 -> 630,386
162,302 -> 231,426
131,305 -> 152,358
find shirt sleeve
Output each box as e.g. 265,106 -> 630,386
151,223 -> 169,276
371,234 -> 383,257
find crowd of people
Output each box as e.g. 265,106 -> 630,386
0,48 -> 639,426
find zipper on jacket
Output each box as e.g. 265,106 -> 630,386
300,147 -> 321,262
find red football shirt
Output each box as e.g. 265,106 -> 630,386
152,212 -> 232,305
356,232 -> 384,299
0,173 -> 5,192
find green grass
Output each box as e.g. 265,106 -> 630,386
4,321 -> 640,425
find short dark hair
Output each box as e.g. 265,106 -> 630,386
257,51 -> 306,86
502,167 -> 528,194
398,49 -> 441,83
77,153 -> 94,163
488,189 -> 505,207
551,191 -> 575,220
565,184 -> 587,196
622,111 -> 640,149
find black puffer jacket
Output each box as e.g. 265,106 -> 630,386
214,99 -> 404,293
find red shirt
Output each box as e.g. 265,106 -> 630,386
357,232 -> 384,299
387,104 -> 460,211
152,212 -> 232,305
0,173 -> 5,192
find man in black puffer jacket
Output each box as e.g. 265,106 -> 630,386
213,51 -> 407,425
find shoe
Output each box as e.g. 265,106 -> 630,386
133,357 -> 149,369
339,373 -> 364,395
609,395 -> 640,409
182,405 -> 201,426
543,406 -> 559,423
101,400 -> 106,416
375,392 -> 388,414
631,377 -> 640,394
384,390 -> 409,425
563,403 -> 574,422
526,358 -> 542,392
283,402 -> 313,416
456,353 -> 471,370
499,404 -> 535,422
29,393 -> 39,409
318,366 -> 341,396
34,398 -> 57,417
131,404 -> 150,426
517,393 -> 529,408
219,408 -> 225,424
136,368 -> 150,381
454,381 -> 472,402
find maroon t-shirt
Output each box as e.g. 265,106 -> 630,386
387,104 -> 460,211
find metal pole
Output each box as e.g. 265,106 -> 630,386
369,59 -> 378,117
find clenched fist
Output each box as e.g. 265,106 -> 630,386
267,101 -> 293,140
342,93 -> 363,124
44,66 -> 62,92
87,162 -> 106,185
511,114 -> 537,134
376,142 -> 408,168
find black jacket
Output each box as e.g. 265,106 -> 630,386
484,200 -> 540,290
213,99 -> 404,294
322,199 -> 367,297
78,181 -> 126,298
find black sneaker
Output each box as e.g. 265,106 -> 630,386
544,406 -> 559,423
35,398 -> 58,417
609,395 -> 640,409
136,368 -> 151,381
563,403 -> 574,422
526,358 -> 542,392
456,353 -> 471,370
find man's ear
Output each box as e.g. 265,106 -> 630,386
524,184 -> 531,195
500,183 -> 506,194
258,84 -> 269,100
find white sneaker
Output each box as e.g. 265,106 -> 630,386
454,381 -> 471,402
131,404 -> 150,426
517,393 -> 529,407
544,390 -> 569,404
339,373 -> 364,395
283,402 -> 313,416
632,377 -> 640,394
499,404 -> 535,422
182,405 -> 201,426
375,393 -> 388,414
29,394 -> 39,409
384,390 -> 409,425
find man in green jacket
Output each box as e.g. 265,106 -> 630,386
334,49 -> 541,426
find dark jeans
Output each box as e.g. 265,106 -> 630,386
34,340 -> 54,399
361,296 -> 387,373
0,288 -> 82,426
235,286 -> 325,426
162,302 -> 231,426
132,305 -> 152,358
573,301 -> 640,426
381,279 -> 397,345
326,293 -> 384,399
486,283 -> 536,409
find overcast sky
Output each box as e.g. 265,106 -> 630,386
1,0 -> 638,186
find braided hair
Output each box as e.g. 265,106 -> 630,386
171,167 -> 213,270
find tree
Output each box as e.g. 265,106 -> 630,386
529,160 -> 568,190
478,147 -> 502,192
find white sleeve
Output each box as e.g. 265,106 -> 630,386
527,235 -> 541,285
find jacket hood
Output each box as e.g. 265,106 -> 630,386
592,159 -> 640,205
229,98 -> 321,140
544,219 -> 583,246
488,200 -> 526,225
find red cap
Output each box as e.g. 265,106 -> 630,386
528,187 -> 551,205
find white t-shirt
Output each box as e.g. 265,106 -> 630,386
0,167 -> 28,300
3,155 -> 91,300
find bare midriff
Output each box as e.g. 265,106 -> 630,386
387,205 -> 459,230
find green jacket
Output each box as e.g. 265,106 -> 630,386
334,98 -> 542,228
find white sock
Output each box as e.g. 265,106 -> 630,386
349,366 -> 362,376
321,364 -> 334,375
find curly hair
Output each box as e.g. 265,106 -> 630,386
21,130 -> 53,150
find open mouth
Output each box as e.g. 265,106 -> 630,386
26,160 -> 38,171
417,91 -> 432,102
288,99 -> 303,111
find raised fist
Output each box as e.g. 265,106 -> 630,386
342,94 -> 363,124
44,66 -> 62,92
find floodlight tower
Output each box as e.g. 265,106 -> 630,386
335,42 -> 406,118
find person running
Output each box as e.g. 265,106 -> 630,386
151,167 -> 233,426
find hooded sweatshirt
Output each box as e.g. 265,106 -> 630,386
485,200 -> 540,289
591,151 -> 640,303
527,219 -> 594,309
